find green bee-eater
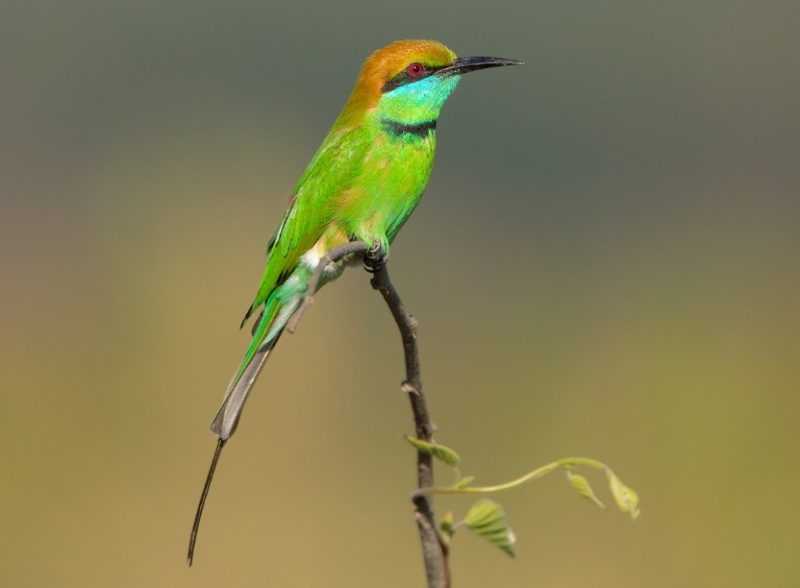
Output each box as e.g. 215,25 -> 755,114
189,39 -> 521,563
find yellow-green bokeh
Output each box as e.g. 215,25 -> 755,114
2,2 -> 799,586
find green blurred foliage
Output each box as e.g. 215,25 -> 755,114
2,1 -> 799,586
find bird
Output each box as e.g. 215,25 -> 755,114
187,39 -> 522,564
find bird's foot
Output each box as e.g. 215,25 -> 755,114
363,242 -> 387,273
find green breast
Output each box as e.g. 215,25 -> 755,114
344,116 -> 437,246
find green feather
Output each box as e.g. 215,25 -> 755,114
227,73 -> 460,437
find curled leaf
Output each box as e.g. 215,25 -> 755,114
403,435 -> 461,466
606,469 -> 641,520
566,471 -> 606,509
464,499 -> 516,557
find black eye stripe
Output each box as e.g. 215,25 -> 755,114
381,64 -> 446,94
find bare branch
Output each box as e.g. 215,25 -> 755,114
370,261 -> 450,588
286,240 -> 449,587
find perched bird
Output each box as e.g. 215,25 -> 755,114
188,39 -> 521,564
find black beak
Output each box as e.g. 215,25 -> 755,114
436,55 -> 524,78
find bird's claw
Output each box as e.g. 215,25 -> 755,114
363,242 -> 387,273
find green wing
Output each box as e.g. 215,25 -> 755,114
240,125 -> 368,326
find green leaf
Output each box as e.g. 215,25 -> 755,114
453,475 -> 475,489
566,471 -> 606,509
464,499 -> 516,557
403,435 -> 461,466
606,469 -> 641,520
440,511 -> 455,539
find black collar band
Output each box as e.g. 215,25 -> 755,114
381,118 -> 437,139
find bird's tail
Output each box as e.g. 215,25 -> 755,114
210,296 -> 284,440
188,287 -> 303,565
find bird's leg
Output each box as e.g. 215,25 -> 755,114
363,241 -> 388,273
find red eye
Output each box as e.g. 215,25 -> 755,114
406,62 -> 424,77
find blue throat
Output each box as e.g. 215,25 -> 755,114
377,75 -> 461,127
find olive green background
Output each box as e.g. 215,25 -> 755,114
2,1 -> 799,586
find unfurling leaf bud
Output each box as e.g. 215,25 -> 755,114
606,469 -> 641,520
566,471 -> 606,509
464,499 -> 516,557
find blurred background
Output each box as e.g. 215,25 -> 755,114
2,1 -> 799,586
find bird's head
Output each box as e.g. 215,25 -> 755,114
337,40 -> 522,128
